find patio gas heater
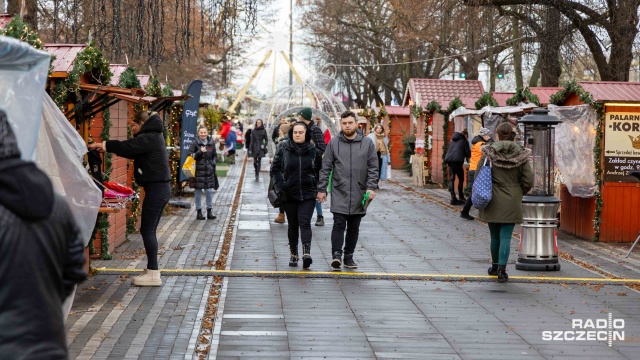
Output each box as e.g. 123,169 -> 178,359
516,108 -> 562,271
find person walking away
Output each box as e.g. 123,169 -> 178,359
444,128 -> 471,205
298,108 -> 327,226
271,122 -> 323,268
273,123 -> 291,224
0,110 -> 87,359
317,111 -> 378,269
249,119 -> 268,181
89,111 -> 171,286
245,122 -> 252,154
225,126 -> 238,164
478,123 -> 533,283
460,127 -> 493,220
189,125 -> 218,220
367,124 -> 389,184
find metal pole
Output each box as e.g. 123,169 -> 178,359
289,0 -> 293,86
625,232 -> 640,258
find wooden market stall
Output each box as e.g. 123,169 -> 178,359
375,106 -> 411,170
553,81 -> 640,242
402,79 -> 485,185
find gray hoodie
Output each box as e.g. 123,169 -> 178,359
317,131 -> 378,215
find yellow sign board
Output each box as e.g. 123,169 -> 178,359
604,112 -> 640,181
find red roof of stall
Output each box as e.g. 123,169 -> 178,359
529,87 -> 562,105
377,106 -> 410,116
491,92 -> 514,106
43,44 -> 87,74
109,64 -> 128,86
403,79 -> 485,108
0,14 -> 12,28
137,75 -> 150,87
577,81 -> 640,102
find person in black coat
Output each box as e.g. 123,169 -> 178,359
270,122 -> 322,268
249,119 -> 269,180
0,110 -> 86,359
444,129 -> 471,205
89,111 -> 171,286
189,125 -> 218,220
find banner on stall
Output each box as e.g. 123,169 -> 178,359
178,80 -> 203,182
604,112 -> 640,182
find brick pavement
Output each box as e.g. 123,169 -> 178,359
68,156 -> 640,359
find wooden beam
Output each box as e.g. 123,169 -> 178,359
280,51 -> 303,85
228,50 -> 273,113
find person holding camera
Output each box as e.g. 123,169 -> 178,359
270,122 -> 323,268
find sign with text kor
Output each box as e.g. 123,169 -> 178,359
604,112 -> 640,182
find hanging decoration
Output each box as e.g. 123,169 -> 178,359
1,17 -> 44,49
550,81 -> 605,242
162,83 -> 174,97
506,87 -> 541,106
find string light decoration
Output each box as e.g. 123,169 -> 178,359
52,41 -> 113,110
168,104 -> 185,194
0,17 -> 44,49
145,75 -> 162,97
550,81 -> 604,242
506,87 -> 541,106
475,92 -> 498,110
162,83 -> 174,97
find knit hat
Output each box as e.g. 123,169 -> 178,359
0,110 -> 21,160
298,107 -> 313,121
478,127 -> 491,137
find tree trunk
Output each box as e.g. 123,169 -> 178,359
7,0 -> 37,31
602,4 -> 638,81
529,56 -> 541,87
539,7 -> 562,86
512,18 -> 523,89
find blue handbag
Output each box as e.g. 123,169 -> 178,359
471,158 -> 492,209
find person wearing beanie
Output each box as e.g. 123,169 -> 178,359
460,127 -> 493,220
478,122 -> 533,283
0,110 -> 86,358
297,108 -> 328,226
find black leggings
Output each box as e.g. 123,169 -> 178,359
377,152 -> 382,179
253,157 -> 262,175
140,182 -> 171,270
448,162 -> 465,199
283,199 -> 316,249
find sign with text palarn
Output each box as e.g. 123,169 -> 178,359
604,112 -> 640,182
178,80 -> 203,182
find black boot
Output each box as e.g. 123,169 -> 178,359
343,253 -> 358,269
331,251 -> 342,270
450,193 -> 458,205
196,209 -> 205,220
302,243 -> 312,269
289,246 -> 298,267
488,263 -> 498,276
207,209 -> 216,220
497,265 -> 508,283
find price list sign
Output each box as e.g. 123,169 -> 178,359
604,112 -> 640,182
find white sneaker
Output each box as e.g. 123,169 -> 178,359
132,269 -> 162,286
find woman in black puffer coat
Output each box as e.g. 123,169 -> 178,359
189,125 -> 218,220
270,122 -> 322,269
249,119 -> 269,180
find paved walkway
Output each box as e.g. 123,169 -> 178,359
68,155 -> 640,359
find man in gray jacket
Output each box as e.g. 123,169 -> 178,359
317,111 -> 378,269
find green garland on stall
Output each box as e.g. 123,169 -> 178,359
126,182 -> 141,234
162,83 -> 174,97
145,75 -> 162,96
475,92 -> 498,110
99,103 -> 113,259
550,81 -> 604,242
506,87 -> 541,106
118,67 -> 142,88
1,17 -> 44,49
52,41 -> 112,109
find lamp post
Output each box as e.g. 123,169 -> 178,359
516,108 -> 562,271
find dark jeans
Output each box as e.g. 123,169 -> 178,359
253,157 -> 262,176
462,170 -> 476,214
331,212 -> 364,255
283,199 -> 315,249
448,162 -> 464,199
140,182 -> 171,270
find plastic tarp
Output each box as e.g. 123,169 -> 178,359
36,93 -> 102,246
0,36 -> 50,160
548,104 -> 597,197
